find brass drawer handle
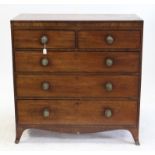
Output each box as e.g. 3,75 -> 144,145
104,109 -> 113,118
105,82 -> 113,91
43,108 -> 50,117
105,58 -> 113,67
40,35 -> 48,44
41,58 -> 49,66
41,82 -> 50,90
106,35 -> 114,44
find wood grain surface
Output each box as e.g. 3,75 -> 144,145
15,51 -> 140,73
17,100 -> 137,125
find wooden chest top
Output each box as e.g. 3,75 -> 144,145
12,14 -> 142,21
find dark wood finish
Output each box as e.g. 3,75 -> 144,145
16,75 -> 138,98
17,100 -> 137,125
12,21 -> 143,31
78,31 -> 140,49
14,30 -> 75,49
11,14 -> 143,144
15,51 -> 140,73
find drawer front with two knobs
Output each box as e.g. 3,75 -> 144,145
16,75 -> 139,98
17,100 -> 137,125
15,51 -> 140,73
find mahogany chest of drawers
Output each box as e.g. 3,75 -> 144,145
11,14 -> 143,144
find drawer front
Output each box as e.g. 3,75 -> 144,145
78,31 -> 140,49
16,75 -> 138,98
15,51 -> 139,73
17,100 -> 137,125
14,30 -> 75,49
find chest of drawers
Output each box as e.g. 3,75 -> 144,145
11,14 -> 143,144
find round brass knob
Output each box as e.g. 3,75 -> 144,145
41,58 -> 49,66
42,82 -> 50,90
105,82 -> 113,91
104,109 -> 112,118
106,35 -> 114,44
105,58 -> 113,67
43,108 -> 50,117
41,35 -> 48,44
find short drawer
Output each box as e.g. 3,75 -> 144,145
78,30 -> 140,49
13,30 -> 75,49
17,100 -> 137,125
16,75 -> 138,98
15,51 -> 140,73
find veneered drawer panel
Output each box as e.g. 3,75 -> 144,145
14,30 -> 75,49
15,51 -> 140,73
17,100 -> 137,125
16,75 -> 138,98
78,30 -> 140,49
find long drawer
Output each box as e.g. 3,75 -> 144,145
15,51 -> 140,73
16,75 -> 138,98
17,100 -> 137,125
